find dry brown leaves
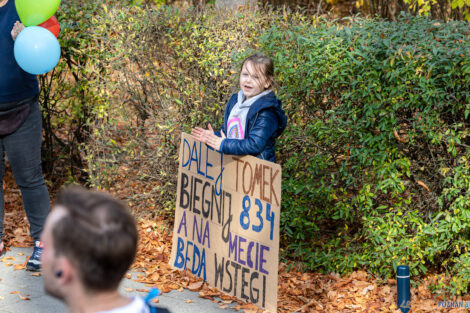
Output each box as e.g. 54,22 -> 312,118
3,163 -> 470,312
132,213 -> 470,313
10,291 -> 30,300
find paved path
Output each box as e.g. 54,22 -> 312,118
0,247 -> 236,313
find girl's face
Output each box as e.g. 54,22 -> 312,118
239,61 -> 271,99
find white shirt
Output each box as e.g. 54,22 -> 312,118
96,297 -> 150,313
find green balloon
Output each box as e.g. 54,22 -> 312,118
15,0 -> 60,26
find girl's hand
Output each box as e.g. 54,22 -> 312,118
206,129 -> 226,151
11,21 -> 25,41
191,123 -> 215,143
191,127 -> 208,143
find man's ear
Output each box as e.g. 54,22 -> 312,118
56,257 -> 75,284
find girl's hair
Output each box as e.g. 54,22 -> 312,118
241,53 -> 275,88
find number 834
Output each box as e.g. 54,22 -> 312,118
239,195 -> 275,240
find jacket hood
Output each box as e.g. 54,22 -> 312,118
247,91 -> 287,138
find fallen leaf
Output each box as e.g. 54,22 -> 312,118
417,180 -> 430,192
393,130 -> 407,143
188,281 -> 203,291
185,300 -> 193,303
239,303 -> 258,310
327,290 -> 337,301
361,284 -> 375,295
18,294 -> 30,301
14,264 -> 26,270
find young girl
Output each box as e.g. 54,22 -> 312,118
192,54 -> 287,162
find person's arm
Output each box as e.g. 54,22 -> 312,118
207,109 -> 278,156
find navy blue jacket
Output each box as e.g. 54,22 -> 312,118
0,0 -> 38,103
217,91 -> 287,162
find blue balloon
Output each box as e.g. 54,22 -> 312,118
14,26 -> 61,75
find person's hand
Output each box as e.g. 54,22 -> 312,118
206,129 -> 226,151
11,21 -> 25,41
191,123 -> 215,144
191,127 -> 210,143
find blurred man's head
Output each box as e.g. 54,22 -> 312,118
41,186 -> 138,299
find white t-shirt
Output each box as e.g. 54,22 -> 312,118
96,297 -> 150,313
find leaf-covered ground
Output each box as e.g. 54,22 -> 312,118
2,165 -> 469,313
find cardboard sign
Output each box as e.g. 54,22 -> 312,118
169,132 -> 281,312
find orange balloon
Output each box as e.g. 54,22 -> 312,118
38,16 -> 59,38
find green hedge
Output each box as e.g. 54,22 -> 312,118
262,15 -> 469,290
38,0 -> 115,188
53,1 -> 470,294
